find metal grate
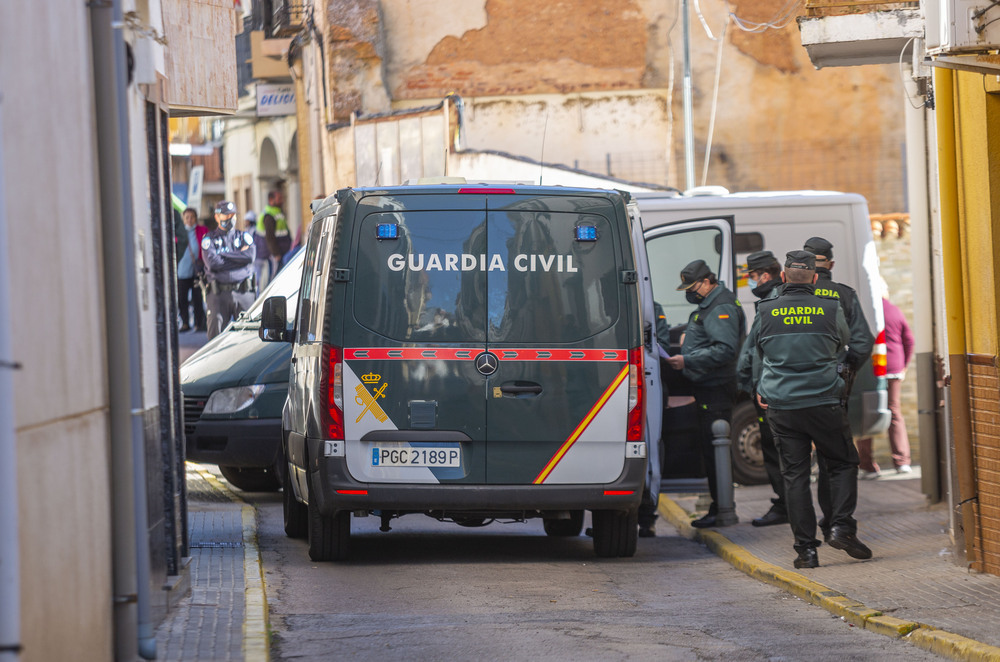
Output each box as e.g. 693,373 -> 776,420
183,396 -> 207,437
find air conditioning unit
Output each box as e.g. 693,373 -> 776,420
924,0 -> 1000,54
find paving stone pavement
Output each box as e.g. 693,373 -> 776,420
155,467 -> 248,661
666,469 -> 1000,653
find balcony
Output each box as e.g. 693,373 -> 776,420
797,0 -> 924,68
271,0 -> 307,38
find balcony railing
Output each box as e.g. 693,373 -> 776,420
271,0 -> 307,37
805,0 -> 919,17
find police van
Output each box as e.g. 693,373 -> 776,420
260,183 -> 654,560
633,189 -> 890,487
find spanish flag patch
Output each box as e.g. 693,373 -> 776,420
718,314 -> 730,319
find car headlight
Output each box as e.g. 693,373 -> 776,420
203,385 -> 266,414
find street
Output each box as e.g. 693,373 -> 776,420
244,491 -> 944,661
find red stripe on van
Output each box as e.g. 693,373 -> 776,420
533,365 -> 629,484
344,347 -> 627,362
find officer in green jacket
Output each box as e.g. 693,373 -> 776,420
802,236 -> 875,542
736,250 -> 787,528
752,250 -> 872,569
665,259 -> 745,528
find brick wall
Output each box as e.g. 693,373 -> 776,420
968,356 -> 1000,574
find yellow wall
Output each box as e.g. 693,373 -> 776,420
954,72 -> 1000,355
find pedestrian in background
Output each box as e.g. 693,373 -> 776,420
176,207 -> 207,332
737,250 -> 787,527
201,201 -> 256,339
752,250 -> 872,568
857,285 -> 914,477
666,259 -> 746,528
257,188 -> 291,280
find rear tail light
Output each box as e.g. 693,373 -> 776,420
321,344 -> 345,439
872,329 -> 887,377
627,346 -> 645,442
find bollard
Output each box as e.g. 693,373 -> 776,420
712,419 -> 739,526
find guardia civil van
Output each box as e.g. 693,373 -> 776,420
260,183 -> 649,560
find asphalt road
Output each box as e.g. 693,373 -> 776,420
246,494 -> 945,662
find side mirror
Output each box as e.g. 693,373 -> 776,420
259,296 -> 289,342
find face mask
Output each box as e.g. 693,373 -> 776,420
219,219 -> 233,231
685,289 -> 705,304
746,278 -> 758,291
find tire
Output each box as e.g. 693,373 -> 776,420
591,508 -> 638,558
281,462 -> 308,540
218,465 -> 281,492
543,510 -> 585,537
729,401 -> 769,486
306,478 -> 350,562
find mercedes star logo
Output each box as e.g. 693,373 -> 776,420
475,351 -> 499,376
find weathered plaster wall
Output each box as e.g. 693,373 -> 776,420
323,1 -> 906,209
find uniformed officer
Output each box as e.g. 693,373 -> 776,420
802,237 -> 875,541
665,259 -> 746,528
751,250 -> 872,568
201,200 -> 256,339
736,250 -> 787,527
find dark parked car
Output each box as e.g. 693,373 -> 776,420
180,250 -> 303,491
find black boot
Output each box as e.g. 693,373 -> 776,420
752,504 -> 788,527
794,547 -> 819,568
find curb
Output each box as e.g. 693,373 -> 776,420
191,465 -> 271,662
659,495 -> 1000,662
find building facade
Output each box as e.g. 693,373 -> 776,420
0,1 -> 237,659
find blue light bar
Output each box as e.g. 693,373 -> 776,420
575,225 -> 598,241
376,223 -> 399,239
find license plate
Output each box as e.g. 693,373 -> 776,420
371,446 -> 461,467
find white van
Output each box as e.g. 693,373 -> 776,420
633,189 -> 890,487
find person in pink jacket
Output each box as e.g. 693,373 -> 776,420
857,292 -> 914,477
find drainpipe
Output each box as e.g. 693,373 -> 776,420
901,59 -> 941,502
934,67 -> 979,567
0,96 -> 22,662
89,1 -> 157,658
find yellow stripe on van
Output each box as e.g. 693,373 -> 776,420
533,366 -> 629,484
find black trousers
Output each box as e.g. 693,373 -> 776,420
755,398 -> 786,513
767,404 -> 859,551
693,381 -> 736,509
177,276 -> 205,329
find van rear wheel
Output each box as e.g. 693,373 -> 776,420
543,510 -> 584,537
730,401 -> 769,486
307,481 -> 350,561
591,508 -> 638,557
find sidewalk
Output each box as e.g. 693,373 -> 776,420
154,464 -> 269,662
661,471 -> 1000,661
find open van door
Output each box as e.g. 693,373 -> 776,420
638,215 -> 739,490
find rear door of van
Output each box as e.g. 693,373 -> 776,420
342,192 -> 490,484
640,215 -> 737,483
483,192 -> 638,485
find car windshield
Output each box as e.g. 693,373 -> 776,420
242,248 -> 304,324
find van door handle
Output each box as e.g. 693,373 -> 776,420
500,383 -> 542,396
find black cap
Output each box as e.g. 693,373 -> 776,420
745,250 -> 779,273
803,236 -> 833,259
214,200 -> 236,215
785,250 -> 816,270
676,259 -> 712,290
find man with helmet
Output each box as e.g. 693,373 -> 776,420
201,200 -> 256,339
